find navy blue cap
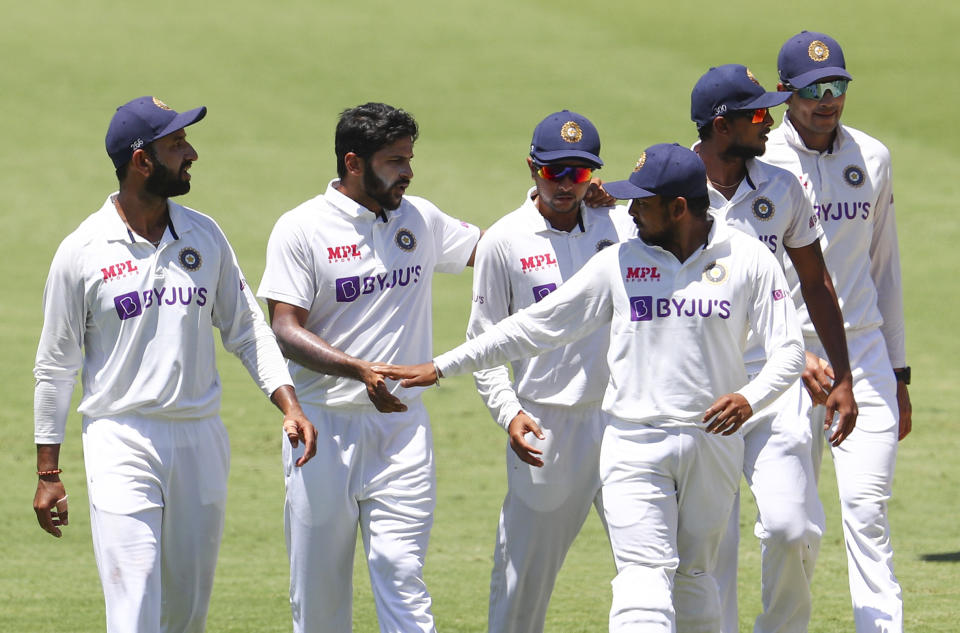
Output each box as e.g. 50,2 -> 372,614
778,31 -> 852,89
603,143 -> 707,201
691,64 -> 791,128
105,96 -> 207,169
529,110 -> 602,167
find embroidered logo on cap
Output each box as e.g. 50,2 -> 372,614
633,152 -> 647,172
560,121 -> 583,143
808,40 -> 830,62
746,68 -> 760,85
152,97 -> 172,110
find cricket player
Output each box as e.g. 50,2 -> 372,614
470,110 -> 635,633
32,96 -> 317,633
762,31 -> 912,633
689,64 -> 858,633
257,102 -> 481,633
376,143 -> 805,633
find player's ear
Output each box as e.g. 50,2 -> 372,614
343,152 -> 364,177
670,196 -> 688,219
130,147 -> 153,178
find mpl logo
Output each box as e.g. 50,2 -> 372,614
520,253 -> 558,273
101,260 -> 139,282
327,244 -> 362,262
531,283 -> 557,302
630,296 -> 653,321
626,266 -> 661,282
114,291 -> 143,320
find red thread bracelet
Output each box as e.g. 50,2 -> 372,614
37,468 -> 63,476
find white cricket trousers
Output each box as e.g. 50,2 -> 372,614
82,415 -> 230,633
600,418 -> 743,633
284,400 -> 436,633
488,400 -> 607,633
716,378 -> 825,633
807,329 -> 902,633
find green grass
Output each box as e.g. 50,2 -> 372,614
2,1 -> 958,631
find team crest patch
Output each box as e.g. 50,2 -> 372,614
633,152 -> 647,172
703,261 -> 728,285
596,239 -> 614,252
395,228 -> 417,251
152,97 -> 172,110
808,40 -> 830,62
843,165 -> 865,188
179,247 -> 202,271
746,68 -> 760,85
752,196 -> 775,221
560,121 -> 583,143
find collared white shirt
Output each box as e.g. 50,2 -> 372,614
702,152 -> 822,370
763,114 -> 906,366
468,188 -> 636,429
34,194 -> 291,443
436,221 -> 804,427
258,180 -> 481,409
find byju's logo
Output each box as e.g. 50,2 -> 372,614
532,283 -> 557,302
630,296 -> 653,321
336,277 -> 362,302
114,291 -> 143,320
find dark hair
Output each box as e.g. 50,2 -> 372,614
115,142 -> 160,183
335,103 -> 419,179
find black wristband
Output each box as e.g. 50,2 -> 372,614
893,366 -> 911,385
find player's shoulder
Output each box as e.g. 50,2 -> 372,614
840,124 -> 892,163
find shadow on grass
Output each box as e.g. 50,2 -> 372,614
920,551 -> 960,562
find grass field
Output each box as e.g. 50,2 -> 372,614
2,1 -> 959,631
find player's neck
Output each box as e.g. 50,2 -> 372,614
672,216 -> 713,262
115,188 -> 169,242
698,143 -> 746,201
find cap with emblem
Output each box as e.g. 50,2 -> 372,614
529,110 -> 603,167
105,96 -> 207,169
690,64 -> 791,128
603,143 -> 707,201
777,31 -> 852,89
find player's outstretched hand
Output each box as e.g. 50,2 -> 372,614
801,351 -> 833,405
508,411 -> 546,467
34,478 -> 68,538
584,178 -> 616,208
825,377 -> 857,447
896,382 -> 912,441
703,393 -> 753,435
359,362 -> 409,413
370,362 -> 438,389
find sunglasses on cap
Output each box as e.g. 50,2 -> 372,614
794,79 -> 849,100
537,165 -> 594,184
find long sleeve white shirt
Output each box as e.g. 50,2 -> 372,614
34,194 -> 292,443
467,189 -> 635,429
762,114 -> 906,367
436,221 -> 804,427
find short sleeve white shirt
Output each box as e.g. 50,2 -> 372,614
258,180 -> 481,408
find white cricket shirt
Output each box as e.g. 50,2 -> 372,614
436,221 -> 804,427
468,188 -> 636,429
763,114 -> 906,367
703,153 -> 823,371
257,180 -> 480,409
34,194 -> 292,444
